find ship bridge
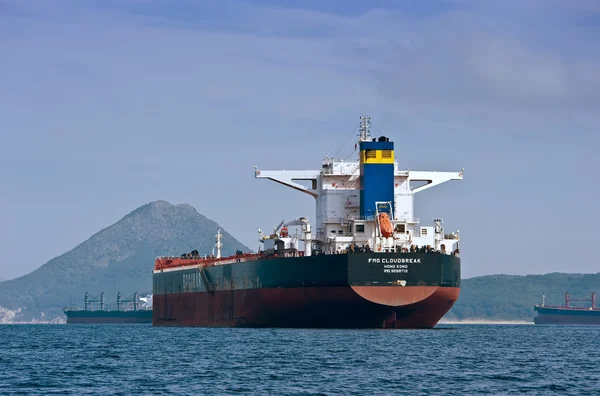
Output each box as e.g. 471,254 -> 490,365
254,115 -> 463,256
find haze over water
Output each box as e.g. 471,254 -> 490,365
1,324 -> 596,395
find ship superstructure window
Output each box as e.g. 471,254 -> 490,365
338,230 -> 343,234
421,228 -> 428,236
395,224 -> 405,233
356,224 -> 365,233
381,150 -> 392,159
365,150 -> 376,159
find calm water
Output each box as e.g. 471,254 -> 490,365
1,324 -> 598,395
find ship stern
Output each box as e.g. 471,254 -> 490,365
347,252 -> 461,328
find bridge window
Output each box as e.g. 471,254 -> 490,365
356,224 -> 365,233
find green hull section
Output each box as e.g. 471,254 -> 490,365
64,309 -> 152,324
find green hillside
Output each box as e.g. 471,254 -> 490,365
445,273 -> 600,322
1,201 -> 596,324
0,201 -> 251,322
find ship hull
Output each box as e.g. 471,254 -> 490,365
64,310 -> 153,324
153,286 -> 459,328
153,252 -> 460,328
534,306 -> 600,325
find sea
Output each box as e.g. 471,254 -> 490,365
1,323 -> 598,395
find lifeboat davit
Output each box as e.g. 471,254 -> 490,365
378,212 -> 393,238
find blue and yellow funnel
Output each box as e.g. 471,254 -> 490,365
359,136 -> 394,219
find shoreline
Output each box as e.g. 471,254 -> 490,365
439,319 -> 533,325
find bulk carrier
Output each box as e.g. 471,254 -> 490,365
534,292 -> 600,325
152,115 -> 464,328
63,292 -> 152,324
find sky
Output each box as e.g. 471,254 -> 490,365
1,0 -> 599,280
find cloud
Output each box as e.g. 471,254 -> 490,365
3,0 -> 598,122
0,0 -> 599,279
330,7 -> 600,117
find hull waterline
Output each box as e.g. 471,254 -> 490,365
153,286 -> 459,328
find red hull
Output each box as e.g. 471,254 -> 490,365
153,286 -> 459,328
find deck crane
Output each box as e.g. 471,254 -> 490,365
276,217 -> 312,256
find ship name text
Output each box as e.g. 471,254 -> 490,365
368,258 -> 421,264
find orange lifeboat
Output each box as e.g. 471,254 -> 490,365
378,212 -> 393,238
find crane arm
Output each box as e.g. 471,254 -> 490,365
283,217 -> 309,227
274,220 -> 285,233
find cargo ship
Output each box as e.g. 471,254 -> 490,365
534,292 -> 600,325
152,115 -> 464,328
63,292 -> 152,324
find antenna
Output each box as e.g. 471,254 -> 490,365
359,114 -> 371,142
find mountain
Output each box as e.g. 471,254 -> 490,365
0,201 -> 251,323
445,272 -> 600,322
2,201 -> 596,324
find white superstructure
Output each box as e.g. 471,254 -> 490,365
140,295 -> 153,308
255,115 -> 463,256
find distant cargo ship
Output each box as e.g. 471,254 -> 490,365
534,292 -> 600,325
63,292 -> 152,324
152,115 -> 463,329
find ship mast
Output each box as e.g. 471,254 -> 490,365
215,229 -> 223,259
359,114 -> 371,142
542,294 -> 545,307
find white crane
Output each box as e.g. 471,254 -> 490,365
259,217 -> 313,257
279,217 -> 312,257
